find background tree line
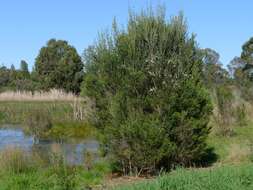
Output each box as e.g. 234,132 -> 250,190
0,39 -> 83,94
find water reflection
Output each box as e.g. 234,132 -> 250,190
0,126 -> 99,165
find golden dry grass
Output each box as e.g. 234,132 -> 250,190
0,89 -> 82,102
225,143 -> 252,164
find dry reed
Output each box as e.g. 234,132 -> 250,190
0,89 -> 82,102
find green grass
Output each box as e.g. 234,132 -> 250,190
0,164 -> 111,190
114,164 -> 253,190
0,147 -> 111,190
207,122 -> 253,164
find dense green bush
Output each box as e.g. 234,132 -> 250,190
105,114 -> 172,175
82,7 -> 212,175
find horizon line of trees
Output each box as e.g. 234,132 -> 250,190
1,37 -> 253,94
0,39 -> 84,94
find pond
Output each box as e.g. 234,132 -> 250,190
0,125 -> 99,165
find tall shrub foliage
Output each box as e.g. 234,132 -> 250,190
82,8 -> 212,174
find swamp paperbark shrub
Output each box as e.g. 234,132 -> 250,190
82,7 -> 212,174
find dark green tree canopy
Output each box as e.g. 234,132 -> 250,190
35,39 -> 84,93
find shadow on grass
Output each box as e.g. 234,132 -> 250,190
197,147 -> 218,167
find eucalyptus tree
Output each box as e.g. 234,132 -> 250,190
227,38 -> 253,101
202,48 -> 230,88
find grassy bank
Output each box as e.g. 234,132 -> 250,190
207,122 -> 253,164
0,164 -> 110,190
114,164 -> 253,190
0,148 -> 111,190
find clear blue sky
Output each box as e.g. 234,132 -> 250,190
0,0 -> 253,70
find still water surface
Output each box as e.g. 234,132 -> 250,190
0,125 -> 99,165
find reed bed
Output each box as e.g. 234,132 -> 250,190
0,89 -> 82,102
0,101 -> 92,124
0,89 -> 94,123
